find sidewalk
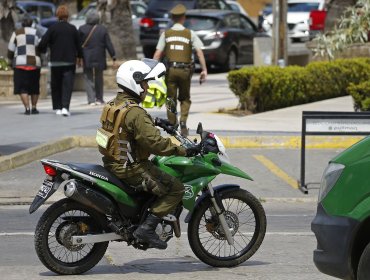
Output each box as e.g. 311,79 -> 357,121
0,71 -> 359,170
0,71 -> 362,204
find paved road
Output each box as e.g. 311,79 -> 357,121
0,201 -> 334,280
0,148 -> 343,203
0,147 -> 340,279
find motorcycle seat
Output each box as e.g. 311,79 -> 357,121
67,163 -> 139,195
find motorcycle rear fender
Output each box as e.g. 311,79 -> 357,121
29,179 -> 64,214
184,184 -> 240,223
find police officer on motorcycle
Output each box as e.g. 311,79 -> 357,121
100,59 -> 198,249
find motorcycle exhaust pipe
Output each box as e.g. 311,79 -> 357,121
64,180 -> 118,217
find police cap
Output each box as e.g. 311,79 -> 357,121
170,4 -> 187,16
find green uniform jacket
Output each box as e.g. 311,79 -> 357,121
103,92 -> 187,178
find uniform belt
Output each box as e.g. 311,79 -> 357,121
169,62 -> 192,68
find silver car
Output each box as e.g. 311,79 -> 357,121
262,0 -> 325,42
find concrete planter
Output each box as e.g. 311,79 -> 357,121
0,68 -> 48,101
307,42 -> 370,61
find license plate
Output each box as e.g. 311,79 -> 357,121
36,180 -> 54,199
158,23 -> 167,28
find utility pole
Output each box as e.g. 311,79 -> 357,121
272,0 -> 288,66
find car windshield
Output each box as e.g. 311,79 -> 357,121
76,4 -> 96,19
288,3 -> 320,12
22,4 -> 54,19
184,16 -> 218,31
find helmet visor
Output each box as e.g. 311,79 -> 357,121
141,58 -> 166,81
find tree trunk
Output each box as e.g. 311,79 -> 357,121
324,0 -> 357,31
0,0 -> 16,41
98,0 -> 137,60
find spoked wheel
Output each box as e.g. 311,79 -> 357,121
188,189 -> 266,267
34,198 -> 109,275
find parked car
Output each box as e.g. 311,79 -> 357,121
312,136 -> 370,279
262,0 -> 326,42
16,1 -> 57,28
140,0 -> 232,58
69,1 -> 147,45
226,0 -> 248,16
184,9 -> 268,71
14,3 -> 47,37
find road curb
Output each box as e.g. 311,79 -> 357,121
0,135 -> 364,173
0,196 -> 318,206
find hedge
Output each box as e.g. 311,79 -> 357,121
348,81 -> 370,111
227,58 -> 370,113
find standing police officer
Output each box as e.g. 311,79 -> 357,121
153,4 -> 208,137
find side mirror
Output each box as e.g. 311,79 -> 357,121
196,122 -> 203,134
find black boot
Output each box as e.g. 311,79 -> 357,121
133,214 -> 167,249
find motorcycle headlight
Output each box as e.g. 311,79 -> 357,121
318,163 -> 345,202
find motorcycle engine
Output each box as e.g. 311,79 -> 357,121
156,222 -> 174,242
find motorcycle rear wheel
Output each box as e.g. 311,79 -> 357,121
34,198 -> 109,275
188,189 -> 266,267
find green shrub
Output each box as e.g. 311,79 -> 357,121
227,58 -> 370,113
348,80 -> 370,111
0,56 -> 9,71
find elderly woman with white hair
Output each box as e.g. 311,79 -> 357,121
78,11 -> 116,106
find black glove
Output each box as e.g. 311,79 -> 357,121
154,117 -> 176,134
154,117 -> 172,127
185,145 -> 201,157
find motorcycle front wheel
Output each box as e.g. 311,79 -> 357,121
188,189 -> 266,267
34,198 -> 109,275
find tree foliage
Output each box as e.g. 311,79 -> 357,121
313,0 -> 370,59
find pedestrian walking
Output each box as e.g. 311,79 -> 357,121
38,5 -> 83,117
79,11 -> 116,106
153,4 -> 208,137
7,15 -> 41,115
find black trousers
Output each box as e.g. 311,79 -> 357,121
50,65 -> 76,110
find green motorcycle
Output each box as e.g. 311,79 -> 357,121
29,122 -> 266,275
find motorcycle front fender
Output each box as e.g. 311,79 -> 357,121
184,184 -> 240,223
218,162 -> 253,181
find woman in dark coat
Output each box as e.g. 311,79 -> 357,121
79,11 -> 116,105
38,5 -> 83,117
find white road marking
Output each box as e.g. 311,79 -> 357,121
0,231 -> 314,237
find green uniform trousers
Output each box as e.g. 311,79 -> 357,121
106,160 -> 185,217
166,67 -> 192,125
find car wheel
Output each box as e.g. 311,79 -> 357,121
358,242 -> 370,280
223,49 -> 237,71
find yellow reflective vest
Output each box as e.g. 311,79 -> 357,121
143,77 -> 167,108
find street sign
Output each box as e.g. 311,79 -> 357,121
299,111 -> 370,194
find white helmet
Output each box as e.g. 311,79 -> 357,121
116,58 -> 166,99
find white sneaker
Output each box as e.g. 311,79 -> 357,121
61,108 -> 71,117
56,109 -> 62,115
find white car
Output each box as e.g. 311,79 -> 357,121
226,0 -> 248,16
69,1 -> 147,45
262,0 -> 325,42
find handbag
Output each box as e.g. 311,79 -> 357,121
82,25 -> 97,48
